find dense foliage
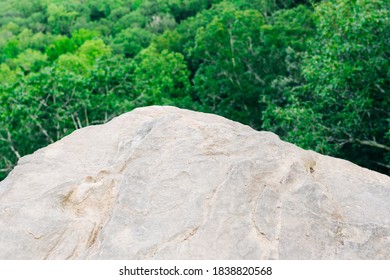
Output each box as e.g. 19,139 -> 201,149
0,0 -> 389,179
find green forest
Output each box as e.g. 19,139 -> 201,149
0,0 -> 389,180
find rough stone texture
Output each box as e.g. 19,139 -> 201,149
0,106 -> 389,260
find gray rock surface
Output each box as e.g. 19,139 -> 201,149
0,106 -> 389,259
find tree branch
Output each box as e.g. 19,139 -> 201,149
355,139 -> 390,151
29,114 -> 54,143
376,162 -> 390,169
0,130 -> 21,159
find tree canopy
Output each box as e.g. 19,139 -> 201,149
0,0 -> 389,179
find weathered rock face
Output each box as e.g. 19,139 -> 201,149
0,106 -> 389,260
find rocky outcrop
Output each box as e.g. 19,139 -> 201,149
0,106 -> 389,259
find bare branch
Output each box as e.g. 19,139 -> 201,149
71,114 -> 79,130
29,114 -> 54,143
0,168 -> 12,172
5,130 -> 21,159
376,162 -> 390,169
355,139 -> 390,151
84,104 -> 89,127
76,116 -> 82,129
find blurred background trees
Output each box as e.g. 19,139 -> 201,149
262,0 -> 390,173
0,0 -> 389,179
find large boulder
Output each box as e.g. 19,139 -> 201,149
0,106 -> 389,259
